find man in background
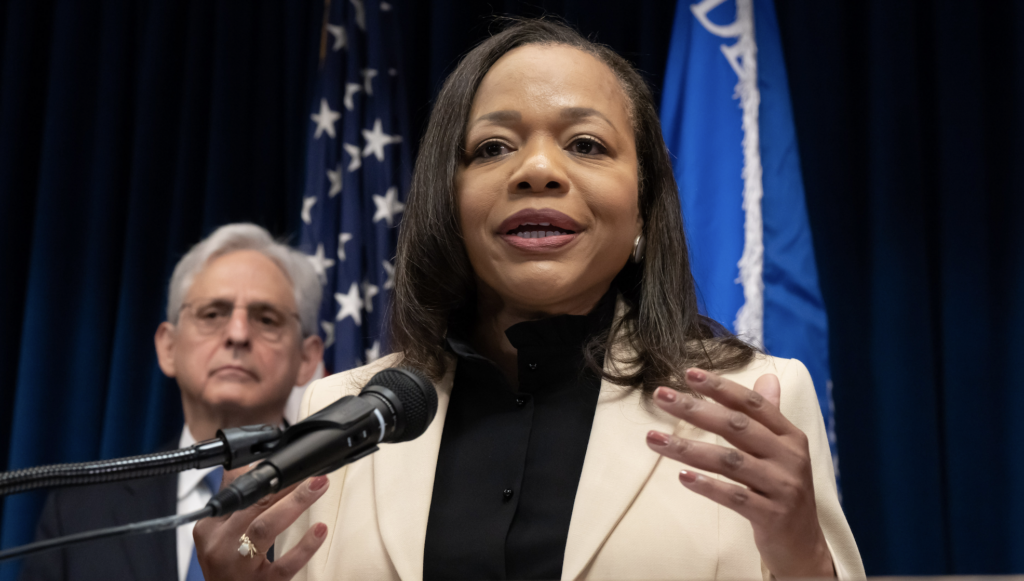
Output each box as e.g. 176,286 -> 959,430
21,223 -> 324,581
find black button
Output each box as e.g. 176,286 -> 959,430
503,488 -> 514,501
527,363 -> 537,370
515,396 -> 526,407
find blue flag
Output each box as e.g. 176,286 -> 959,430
300,0 -> 412,373
660,0 -> 838,471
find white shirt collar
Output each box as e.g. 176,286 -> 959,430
177,425 -> 218,501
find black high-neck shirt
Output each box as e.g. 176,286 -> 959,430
422,292 -> 616,581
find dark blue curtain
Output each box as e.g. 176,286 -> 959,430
1,0 -> 1022,577
0,1 -> 322,578
776,0 -> 1024,574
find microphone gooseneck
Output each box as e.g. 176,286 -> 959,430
207,367 -> 437,517
0,424 -> 282,497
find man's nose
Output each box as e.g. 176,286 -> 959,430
224,306 -> 252,346
509,139 -> 570,195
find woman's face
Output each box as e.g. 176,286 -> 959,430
457,44 -> 641,316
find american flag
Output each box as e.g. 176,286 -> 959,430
300,0 -> 411,373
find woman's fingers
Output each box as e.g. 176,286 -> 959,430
675,469 -> 774,526
683,369 -> 794,436
652,386 -> 777,458
650,370 -> 831,577
645,431 -> 787,495
267,523 -> 329,581
751,372 -> 781,409
193,473 -> 331,580
219,477 -> 300,543
244,476 -> 330,551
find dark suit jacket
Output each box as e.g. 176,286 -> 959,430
18,470 -> 179,581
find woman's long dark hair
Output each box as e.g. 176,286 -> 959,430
389,18 -> 755,394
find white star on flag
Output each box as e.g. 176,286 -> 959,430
372,186 -> 405,226
361,279 -> 380,312
360,68 -> 378,96
301,196 -> 317,225
335,282 -> 364,326
362,119 -> 402,162
343,83 -> 361,111
320,321 -> 335,348
337,232 -> 353,261
326,23 -> 346,51
307,243 -> 336,279
365,340 -> 381,363
343,143 -> 362,172
310,98 -> 340,139
327,164 -> 342,198
350,0 -> 365,30
300,1 -> 410,373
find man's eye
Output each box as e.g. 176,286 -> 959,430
570,137 -> 605,155
253,309 -> 285,327
198,309 -> 226,320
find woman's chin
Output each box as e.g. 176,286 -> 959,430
492,280 -> 605,315
475,255 -> 621,315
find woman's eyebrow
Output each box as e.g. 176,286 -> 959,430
561,107 -> 618,133
467,107 -> 618,133
469,110 -> 522,129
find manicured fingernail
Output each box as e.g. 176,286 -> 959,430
647,430 -> 671,446
686,369 -> 707,383
314,523 -> 327,539
309,476 -> 328,491
679,470 -> 698,484
655,387 -> 677,403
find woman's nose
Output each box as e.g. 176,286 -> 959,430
509,139 -> 569,194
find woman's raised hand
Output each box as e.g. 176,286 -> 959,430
645,369 -> 834,578
193,467 -> 331,581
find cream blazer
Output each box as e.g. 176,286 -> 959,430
278,351 -> 864,580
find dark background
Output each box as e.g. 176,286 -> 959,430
1,0 -> 1022,576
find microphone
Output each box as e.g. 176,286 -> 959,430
206,367 -> 438,516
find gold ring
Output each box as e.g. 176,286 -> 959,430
238,533 -> 258,559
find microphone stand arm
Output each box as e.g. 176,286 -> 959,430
0,424 -> 282,497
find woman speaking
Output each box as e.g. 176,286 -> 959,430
194,18 -> 863,580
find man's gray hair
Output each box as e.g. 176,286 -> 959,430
166,223 -> 322,337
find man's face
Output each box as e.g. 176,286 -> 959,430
155,250 -> 319,422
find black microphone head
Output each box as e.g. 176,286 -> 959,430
361,367 -> 438,442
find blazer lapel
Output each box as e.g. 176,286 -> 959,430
373,362 -> 456,581
561,317 -> 689,581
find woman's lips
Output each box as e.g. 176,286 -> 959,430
497,208 -> 582,251
497,208 -> 582,234
501,232 -> 578,250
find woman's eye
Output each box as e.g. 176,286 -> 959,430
569,137 -> 606,155
475,141 -> 509,159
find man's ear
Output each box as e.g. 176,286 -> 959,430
296,334 -> 325,386
154,322 -> 178,378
